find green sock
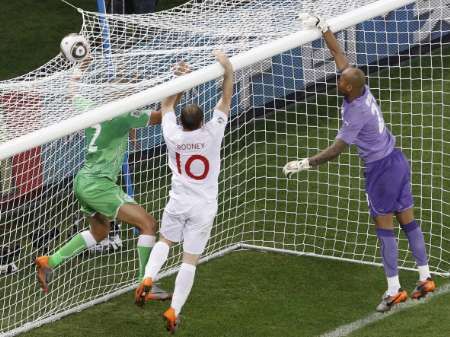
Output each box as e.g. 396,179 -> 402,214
137,245 -> 152,280
48,233 -> 89,268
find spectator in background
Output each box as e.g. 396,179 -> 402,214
106,0 -> 158,14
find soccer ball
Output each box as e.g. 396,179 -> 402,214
60,33 -> 90,63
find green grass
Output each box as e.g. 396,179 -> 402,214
1,0 -> 449,336
18,251 -> 450,337
349,289 -> 450,337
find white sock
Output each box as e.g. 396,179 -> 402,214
137,234 -> 156,248
80,230 -> 97,248
387,275 -> 401,296
144,241 -> 170,279
171,263 -> 196,316
418,265 -> 431,282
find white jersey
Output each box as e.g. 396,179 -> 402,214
162,109 -> 228,202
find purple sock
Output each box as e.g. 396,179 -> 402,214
376,228 -> 398,277
400,220 -> 428,266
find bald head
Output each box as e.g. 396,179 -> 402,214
181,104 -> 204,131
340,67 -> 366,93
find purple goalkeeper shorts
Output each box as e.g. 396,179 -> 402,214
364,148 -> 414,218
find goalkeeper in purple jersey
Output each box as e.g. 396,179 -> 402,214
283,15 -> 436,312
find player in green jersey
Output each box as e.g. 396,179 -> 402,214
35,66 -> 163,298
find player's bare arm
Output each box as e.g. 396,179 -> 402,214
129,129 -> 139,150
308,139 -> 348,167
161,62 -> 191,115
149,110 -> 162,125
214,50 -> 234,115
283,139 -> 348,177
299,15 -> 349,72
322,30 -> 350,72
284,15 -> 353,178
68,55 -> 93,97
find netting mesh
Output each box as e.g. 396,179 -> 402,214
0,0 -> 449,335
0,0 -> 379,145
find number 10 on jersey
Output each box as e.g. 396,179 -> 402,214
175,153 -> 210,180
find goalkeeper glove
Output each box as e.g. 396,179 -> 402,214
298,13 -> 329,33
283,158 -> 311,178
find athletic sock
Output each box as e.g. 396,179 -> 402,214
387,275 -> 401,296
48,231 -> 96,268
376,228 -> 400,294
171,263 -> 196,316
137,235 -> 156,280
144,241 -> 170,280
418,265 -> 431,282
400,220 -> 430,281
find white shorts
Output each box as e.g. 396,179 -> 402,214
160,198 -> 218,255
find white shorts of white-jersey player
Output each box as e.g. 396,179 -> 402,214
135,51 -> 234,333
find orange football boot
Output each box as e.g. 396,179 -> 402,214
411,278 -> 436,299
35,256 -> 52,293
376,289 -> 408,312
135,277 -> 153,307
162,307 -> 179,334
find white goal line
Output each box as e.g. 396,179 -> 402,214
0,244 -> 241,337
239,244 -> 450,277
319,282 -> 450,337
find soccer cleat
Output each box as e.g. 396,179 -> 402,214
411,277 -> 436,300
145,284 -> 172,302
162,307 -> 179,334
35,256 -> 52,293
135,277 -> 153,307
376,289 -> 408,312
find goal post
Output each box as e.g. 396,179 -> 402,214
0,0 -> 417,161
0,0 -> 449,335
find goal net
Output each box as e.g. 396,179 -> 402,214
0,0 -> 449,335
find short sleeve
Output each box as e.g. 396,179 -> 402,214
162,111 -> 179,142
205,109 -> 228,138
126,110 -> 150,128
336,110 -> 365,145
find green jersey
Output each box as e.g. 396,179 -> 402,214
74,96 -> 150,181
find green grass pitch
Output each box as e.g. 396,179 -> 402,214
18,252 -> 450,337
1,1 -> 449,337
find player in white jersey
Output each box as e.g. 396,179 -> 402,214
135,51 -> 234,333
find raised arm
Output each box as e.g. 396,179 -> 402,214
68,55 -> 93,98
322,30 -> 350,72
300,15 -> 350,72
282,15 -> 353,178
148,110 -> 162,125
213,50 -> 234,116
160,62 -> 191,116
160,93 -> 183,116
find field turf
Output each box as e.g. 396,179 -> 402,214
0,1 -> 449,337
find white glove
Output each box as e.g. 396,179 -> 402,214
298,13 -> 329,33
283,158 -> 311,178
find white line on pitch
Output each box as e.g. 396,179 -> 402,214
319,282 -> 450,337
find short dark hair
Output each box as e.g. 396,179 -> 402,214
180,104 -> 204,131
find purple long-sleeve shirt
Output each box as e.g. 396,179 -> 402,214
336,85 -> 395,164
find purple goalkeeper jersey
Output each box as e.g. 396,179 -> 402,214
336,85 -> 395,164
